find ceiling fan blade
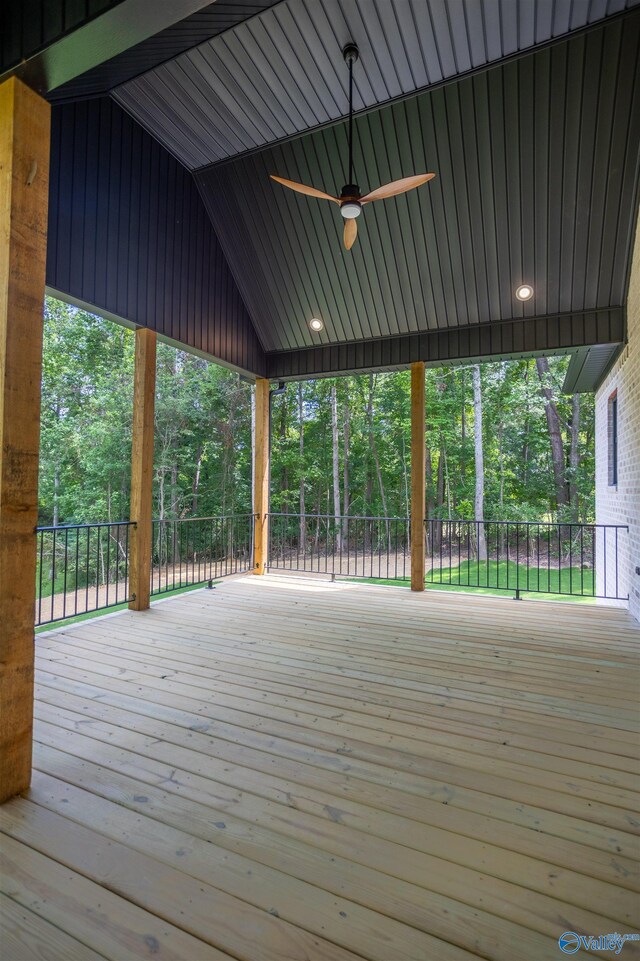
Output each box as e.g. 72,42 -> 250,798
344,218 -> 358,250
360,173 -> 436,204
270,175 -> 339,204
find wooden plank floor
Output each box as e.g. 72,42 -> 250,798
2,574 -> 639,961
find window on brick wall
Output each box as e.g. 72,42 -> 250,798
608,390 -> 618,486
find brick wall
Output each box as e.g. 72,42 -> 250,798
595,214 -> 640,621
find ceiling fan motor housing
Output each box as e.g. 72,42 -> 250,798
342,42 -> 359,64
340,184 -> 362,218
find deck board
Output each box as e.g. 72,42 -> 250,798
3,575 -> 639,960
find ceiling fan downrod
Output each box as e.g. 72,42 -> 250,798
342,42 -> 359,200
269,39 -> 435,250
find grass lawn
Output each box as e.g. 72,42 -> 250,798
352,559 -> 595,603
35,581 -> 218,633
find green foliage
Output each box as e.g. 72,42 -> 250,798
39,297 -> 595,528
271,361 -> 594,525
427,559 -> 594,596
39,298 -> 252,525
359,563 -> 595,602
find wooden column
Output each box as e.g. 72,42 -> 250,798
0,78 -> 50,802
411,361 -> 426,592
253,378 -> 270,574
129,328 -> 156,610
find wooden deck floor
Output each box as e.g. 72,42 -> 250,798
2,575 -> 639,961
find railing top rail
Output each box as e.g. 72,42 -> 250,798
268,512 -> 628,532
269,512 -> 410,521
424,518 -> 629,531
36,520 -> 136,532
153,513 -> 257,524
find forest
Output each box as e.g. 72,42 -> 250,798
39,298 -> 595,531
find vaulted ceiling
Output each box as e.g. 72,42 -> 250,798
113,0 -> 637,170
4,0 -> 639,385
109,0 -> 640,383
195,15 -> 640,354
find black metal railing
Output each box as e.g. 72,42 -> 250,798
424,519 -> 629,600
35,521 -> 135,626
151,513 -> 254,595
35,513 -> 628,625
267,513 -> 629,602
268,513 -> 411,579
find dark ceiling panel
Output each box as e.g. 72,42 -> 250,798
47,98 -> 265,377
195,16 -> 640,354
48,1 -> 279,102
113,0 -> 639,170
267,309 -> 625,380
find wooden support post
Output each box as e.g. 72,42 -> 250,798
253,378 -> 270,574
129,328 -> 156,611
411,361 -> 426,592
0,78 -> 50,802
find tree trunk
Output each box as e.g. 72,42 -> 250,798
472,365 -> 487,562
425,447 -> 435,518
279,390 -> 289,514
227,378 -> 238,516
460,368 -> 466,483
367,375 -> 389,554
401,433 -> 410,519
342,392 -> 350,544
443,445 -> 452,519
192,445 -> 203,515
158,470 -> 165,521
170,462 -> 179,518
363,377 -> 375,555
425,446 -> 435,554
433,439 -> 445,553
53,465 -> 59,527
298,384 -> 305,550
569,393 -> 581,522
521,361 -> 531,487
497,417 -> 506,553
250,389 -> 255,515
331,384 -> 341,552
535,357 -> 570,514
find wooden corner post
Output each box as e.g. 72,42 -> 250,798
253,378 -> 270,574
0,78 -> 50,802
129,328 -> 156,610
411,361 -> 426,592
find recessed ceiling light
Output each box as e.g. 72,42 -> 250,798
515,284 -> 534,301
309,317 -> 324,332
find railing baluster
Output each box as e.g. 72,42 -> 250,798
74,528 -> 80,614
37,530 -> 44,626
105,524 -> 110,609
50,528 -> 57,624
95,526 -> 101,612
125,524 -> 130,602
33,515 -> 630,628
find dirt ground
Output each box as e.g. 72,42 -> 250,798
36,560 -> 245,625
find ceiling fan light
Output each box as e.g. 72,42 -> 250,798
515,284 -> 534,301
341,201 -> 362,219
309,317 -> 324,332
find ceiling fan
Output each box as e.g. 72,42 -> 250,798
270,42 -> 436,250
